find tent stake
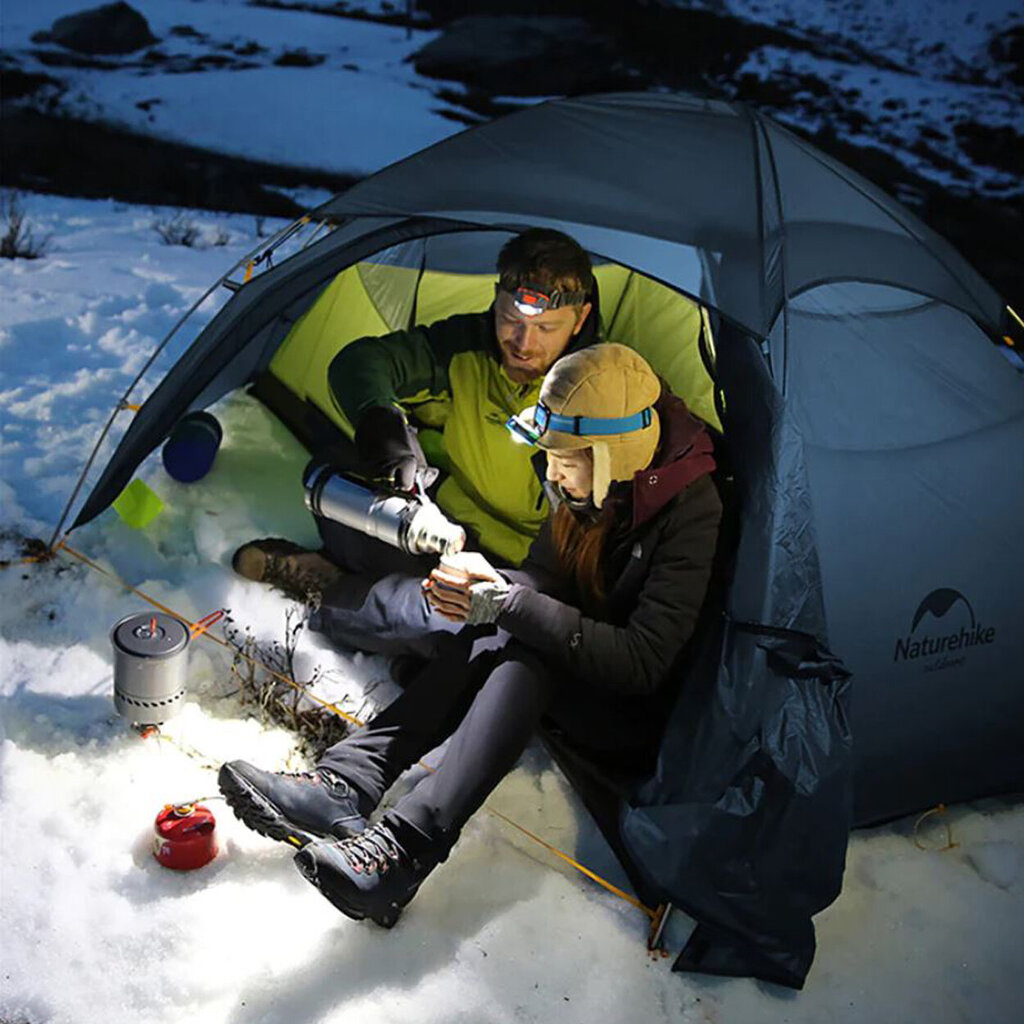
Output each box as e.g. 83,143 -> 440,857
648,903 -> 673,952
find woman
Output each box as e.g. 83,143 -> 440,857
219,344 -> 722,927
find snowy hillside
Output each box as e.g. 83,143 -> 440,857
4,0 -> 1021,307
716,0 -> 1022,194
2,0 -> 459,178
5,0 -> 1021,190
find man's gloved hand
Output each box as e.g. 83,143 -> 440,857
355,404 -> 430,492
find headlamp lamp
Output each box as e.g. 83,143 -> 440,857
506,409 -> 541,446
507,282 -> 589,317
504,401 -> 654,447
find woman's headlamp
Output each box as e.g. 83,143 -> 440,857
505,401 -> 654,447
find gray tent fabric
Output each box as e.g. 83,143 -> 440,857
618,326 -> 854,987
67,91 -> 1023,987
73,93 -> 1012,531
781,283 -> 1024,821
322,93 -> 1007,336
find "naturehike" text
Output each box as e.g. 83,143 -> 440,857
893,622 -> 996,663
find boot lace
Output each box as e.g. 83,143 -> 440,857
276,768 -> 352,798
337,823 -> 404,875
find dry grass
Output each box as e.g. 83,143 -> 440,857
221,607 -> 354,761
1,192 -> 51,260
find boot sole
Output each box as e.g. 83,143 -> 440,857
218,763 -> 325,850
293,847 -> 412,929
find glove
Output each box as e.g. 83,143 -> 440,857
354,404 -> 430,492
425,551 -> 508,623
466,578 -> 511,625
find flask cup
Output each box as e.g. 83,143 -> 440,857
162,411 -> 223,483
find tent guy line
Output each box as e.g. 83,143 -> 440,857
54,537 -> 364,727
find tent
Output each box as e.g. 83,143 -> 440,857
59,93 -> 1024,987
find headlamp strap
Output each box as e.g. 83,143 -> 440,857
505,403 -> 654,448
538,402 -> 654,437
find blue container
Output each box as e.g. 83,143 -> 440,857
162,411 -> 223,483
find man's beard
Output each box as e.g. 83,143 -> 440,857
501,349 -> 544,383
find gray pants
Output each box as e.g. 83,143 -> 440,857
309,511 -> 468,659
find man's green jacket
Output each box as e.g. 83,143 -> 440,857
328,310 -> 591,565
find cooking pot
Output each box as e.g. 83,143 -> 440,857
111,610 -> 221,725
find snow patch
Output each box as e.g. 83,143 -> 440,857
965,840 -> 1021,890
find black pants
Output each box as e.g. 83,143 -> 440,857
318,629 -> 648,854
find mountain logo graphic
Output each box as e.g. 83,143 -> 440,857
909,588 -> 975,633
894,587 -> 995,664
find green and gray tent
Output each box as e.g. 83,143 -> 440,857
63,93 -> 1023,987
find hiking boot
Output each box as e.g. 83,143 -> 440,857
231,537 -> 342,605
293,821 -> 434,928
218,760 -> 368,849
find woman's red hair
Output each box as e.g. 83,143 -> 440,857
550,502 -> 614,609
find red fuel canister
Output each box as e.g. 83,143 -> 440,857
153,803 -> 218,870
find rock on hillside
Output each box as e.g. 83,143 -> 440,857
32,2 -> 157,56
412,15 -> 631,95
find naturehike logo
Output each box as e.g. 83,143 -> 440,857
893,588 -> 996,672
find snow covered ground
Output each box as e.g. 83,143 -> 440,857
715,0 -> 1024,197
2,192 -> 1023,1024
3,0 -> 462,178
6,0 -> 1022,194
718,0 -> 1017,74
731,43 -> 1022,194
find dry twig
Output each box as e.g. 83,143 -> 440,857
222,607 -> 352,760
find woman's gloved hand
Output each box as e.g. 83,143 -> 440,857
354,404 -> 432,492
465,579 -> 512,625
424,551 -> 510,624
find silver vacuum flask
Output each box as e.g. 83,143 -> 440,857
303,464 -> 465,557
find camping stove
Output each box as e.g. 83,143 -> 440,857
111,612 -> 190,725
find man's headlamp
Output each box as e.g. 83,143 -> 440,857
506,282 -> 589,317
505,401 -> 654,447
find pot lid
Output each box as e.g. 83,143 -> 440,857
113,612 -> 189,658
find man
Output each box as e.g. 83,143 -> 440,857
232,228 -> 598,657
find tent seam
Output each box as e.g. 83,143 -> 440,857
772,124 -> 994,327
753,110 -> 790,396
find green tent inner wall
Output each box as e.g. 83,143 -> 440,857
265,252 -> 722,455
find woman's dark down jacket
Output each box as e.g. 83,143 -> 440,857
497,391 -> 722,697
